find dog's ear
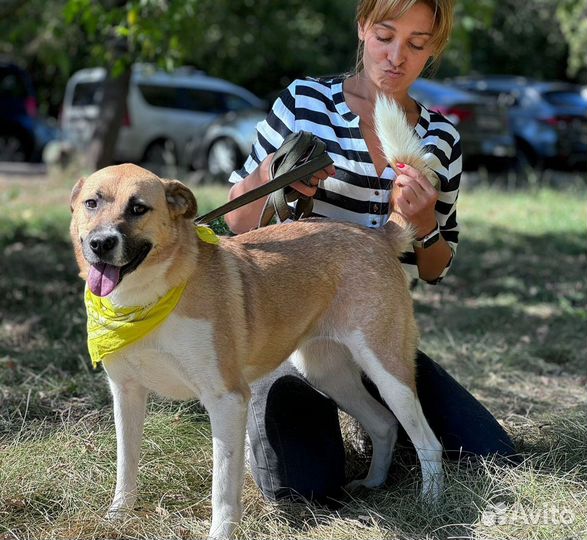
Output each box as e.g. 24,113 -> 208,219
163,179 -> 197,219
70,178 -> 85,212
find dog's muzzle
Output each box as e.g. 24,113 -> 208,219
82,227 -> 152,297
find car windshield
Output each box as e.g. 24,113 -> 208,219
541,90 -> 586,108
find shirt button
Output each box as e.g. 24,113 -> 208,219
371,219 -> 377,226
373,204 -> 379,213
374,190 -> 380,196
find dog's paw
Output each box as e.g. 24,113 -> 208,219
344,477 -> 383,492
105,505 -> 132,521
421,472 -> 444,504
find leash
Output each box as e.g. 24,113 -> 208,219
195,131 -> 333,226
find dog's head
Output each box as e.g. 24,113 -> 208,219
70,163 -> 197,297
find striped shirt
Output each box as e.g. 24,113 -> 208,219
229,76 -> 462,282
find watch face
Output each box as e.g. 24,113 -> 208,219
422,231 -> 440,248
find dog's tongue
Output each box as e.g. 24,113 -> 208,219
88,263 -> 121,297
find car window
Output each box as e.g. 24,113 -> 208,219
541,90 -> 586,108
184,88 -> 226,113
71,81 -> 103,106
223,93 -> 255,112
0,70 -> 28,99
138,84 -> 181,109
139,84 -> 228,114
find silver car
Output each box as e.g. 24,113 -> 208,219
60,64 -> 265,168
188,108 -> 267,179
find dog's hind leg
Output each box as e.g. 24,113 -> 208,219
106,377 -> 148,518
202,389 -> 250,539
344,331 -> 444,502
292,341 -> 399,490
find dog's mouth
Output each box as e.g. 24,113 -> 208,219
87,244 -> 152,297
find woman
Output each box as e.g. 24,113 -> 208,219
225,0 -> 517,503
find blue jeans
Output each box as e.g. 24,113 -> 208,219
246,350 -> 518,502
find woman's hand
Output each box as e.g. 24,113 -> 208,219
391,163 -> 438,238
260,152 -> 335,197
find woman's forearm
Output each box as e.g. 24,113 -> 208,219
414,236 -> 453,282
224,161 -> 271,234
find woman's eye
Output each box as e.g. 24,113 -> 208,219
376,35 -> 391,43
131,204 -> 149,216
85,199 -> 97,209
409,42 -> 425,51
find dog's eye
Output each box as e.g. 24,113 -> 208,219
85,199 -> 98,209
130,204 -> 149,216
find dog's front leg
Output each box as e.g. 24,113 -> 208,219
202,389 -> 249,539
106,378 -> 148,518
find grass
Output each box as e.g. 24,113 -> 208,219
1,169 -> 586,539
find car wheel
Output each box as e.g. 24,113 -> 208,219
207,137 -> 242,178
0,133 -> 31,162
143,139 -> 178,168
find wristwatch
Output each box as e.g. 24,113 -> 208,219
413,222 -> 440,249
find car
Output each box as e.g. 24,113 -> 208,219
0,61 -> 60,162
409,78 -> 516,170
449,75 -> 587,169
60,64 -> 266,169
188,108 -> 267,179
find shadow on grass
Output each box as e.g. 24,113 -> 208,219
416,221 -> 586,374
1,209 -> 585,538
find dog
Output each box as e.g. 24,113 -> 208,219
69,96 -> 443,539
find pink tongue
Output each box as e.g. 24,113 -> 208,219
88,263 -> 121,297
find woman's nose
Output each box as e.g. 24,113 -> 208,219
387,41 -> 406,66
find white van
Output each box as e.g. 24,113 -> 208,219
60,64 -> 265,168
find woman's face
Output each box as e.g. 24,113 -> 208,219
359,2 -> 436,98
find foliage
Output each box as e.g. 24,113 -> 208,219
441,0 -> 570,80
175,0 -> 358,97
1,0 -> 585,120
556,0 -> 587,78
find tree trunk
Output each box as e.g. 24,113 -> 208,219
85,66 -> 132,171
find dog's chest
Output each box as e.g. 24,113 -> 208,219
104,315 -> 228,401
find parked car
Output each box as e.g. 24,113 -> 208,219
0,61 -> 60,162
60,64 -> 266,168
409,78 -> 516,170
188,108 -> 267,178
449,75 -> 587,169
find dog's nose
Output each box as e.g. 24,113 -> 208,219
89,233 -> 119,257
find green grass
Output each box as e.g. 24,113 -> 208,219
1,173 -> 586,539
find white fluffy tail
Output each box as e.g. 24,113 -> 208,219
374,94 -> 439,189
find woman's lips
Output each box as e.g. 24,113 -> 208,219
383,70 -> 404,79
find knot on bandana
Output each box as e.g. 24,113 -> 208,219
85,283 -> 187,367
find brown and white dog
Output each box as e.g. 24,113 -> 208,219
69,96 -> 443,538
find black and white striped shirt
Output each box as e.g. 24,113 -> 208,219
229,76 -> 462,282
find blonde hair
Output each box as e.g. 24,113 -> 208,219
354,0 -> 455,73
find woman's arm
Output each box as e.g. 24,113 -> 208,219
225,154 -> 335,234
390,162 -> 455,283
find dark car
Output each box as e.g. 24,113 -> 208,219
0,61 -> 59,162
449,76 -> 587,169
409,78 -> 516,170
188,108 -> 267,178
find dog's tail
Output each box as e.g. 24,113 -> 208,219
374,94 -> 438,254
374,94 -> 439,190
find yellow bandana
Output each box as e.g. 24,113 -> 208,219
85,283 -> 187,368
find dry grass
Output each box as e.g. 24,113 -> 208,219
1,168 -> 586,539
